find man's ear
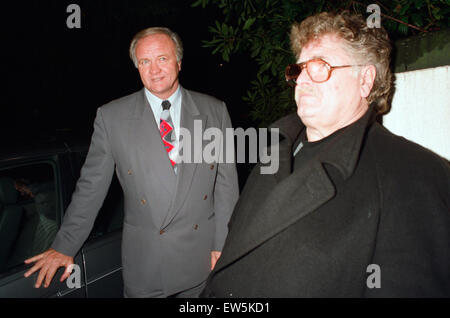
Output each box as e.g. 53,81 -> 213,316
360,65 -> 376,98
178,60 -> 182,71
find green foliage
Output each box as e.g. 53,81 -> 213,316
192,0 -> 450,127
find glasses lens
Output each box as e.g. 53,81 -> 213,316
285,64 -> 301,85
307,60 -> 329,82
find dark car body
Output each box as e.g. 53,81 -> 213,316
0,141 -> 123,297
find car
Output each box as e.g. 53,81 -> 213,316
0,141 -> 124,297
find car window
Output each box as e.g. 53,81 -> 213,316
89,173 -> 124,239
71,152 -> 124,240
0,162 -> 59,275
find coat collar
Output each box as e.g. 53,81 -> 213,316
269,106 -> 376,182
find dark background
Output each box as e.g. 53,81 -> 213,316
2,0 -> 257,146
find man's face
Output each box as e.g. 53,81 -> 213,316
135,33 -> 181,100
295,34 -> 368,140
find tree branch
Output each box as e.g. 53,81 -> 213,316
351,0 -> 428,33
380,12 -> 428,33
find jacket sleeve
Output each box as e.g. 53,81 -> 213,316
51,107 -> 115,256
212,102 -> 239,251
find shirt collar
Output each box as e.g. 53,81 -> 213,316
144,85 -> 181,113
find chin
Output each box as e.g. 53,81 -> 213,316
297,102 -> 319,119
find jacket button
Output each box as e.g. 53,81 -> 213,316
194,224 -> 198,230
141,199 -> 146,205
210,164 -> 214,170
128,169 -> 133,175
203,195 -> 208,200
160,229 -> 165,235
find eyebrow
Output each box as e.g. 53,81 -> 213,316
298,55 -> 330,64
137,54 -> 169,61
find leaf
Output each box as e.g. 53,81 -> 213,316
398,23 -> 409,34
259,61 -> 272,74
222,49 -> 230,62
432,6 -> 443,19
250,41 -> 262,58
191,0 -> 206,8
411,13 -> 423,26
215,20 -> 221,31
212,44 -> 223,55
399,2 -> 411,16
413,0 -> 424,9
208,25 -> 218,33
243,17 -> 256,30
222,23 -> 228,35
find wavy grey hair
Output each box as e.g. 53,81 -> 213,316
290,11 -> 393,115
129,27 -> 183,68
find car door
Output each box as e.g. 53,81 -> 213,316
70,150 -> 124,298
0,153 -> 86,297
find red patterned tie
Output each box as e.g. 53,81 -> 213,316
160,100 -> 176,168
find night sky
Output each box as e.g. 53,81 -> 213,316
2,0 -> 256,146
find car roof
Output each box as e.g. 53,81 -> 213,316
0,139 -> 89,162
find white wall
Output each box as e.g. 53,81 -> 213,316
383,65 -> 450,160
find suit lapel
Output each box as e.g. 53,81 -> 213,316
132,89 -> 177,196
161,88 -> 207,229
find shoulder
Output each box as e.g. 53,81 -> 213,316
183,88 -> 227,116
185,89 -> 224,106
369,123 -> 447,167
368,122 -> 450,196
98,90 -> 142,117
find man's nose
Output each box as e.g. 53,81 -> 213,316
149,61 -> 161,74
296,68 -> 312,85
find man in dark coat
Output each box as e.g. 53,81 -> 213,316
201,11 -> 450,297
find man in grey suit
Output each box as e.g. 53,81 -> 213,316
24,27 -> 239,298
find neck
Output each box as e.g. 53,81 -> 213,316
306,100 -> 369,142
146,83 -> 180,101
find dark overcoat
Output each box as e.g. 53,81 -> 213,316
202,109 -> 450,297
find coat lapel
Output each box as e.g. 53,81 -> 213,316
216,160 -> 335,272
132,89 -> 177,196
161,88 -> 207,229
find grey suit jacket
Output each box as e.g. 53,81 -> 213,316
52,87 -> 239,297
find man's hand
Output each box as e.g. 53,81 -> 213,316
211,251 -> 221,271
24,248 -> 74,288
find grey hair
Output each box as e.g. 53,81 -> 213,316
129,27 -> 183,68
290,11 -> 393,115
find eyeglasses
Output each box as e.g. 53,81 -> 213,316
285,58 -> 364,85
